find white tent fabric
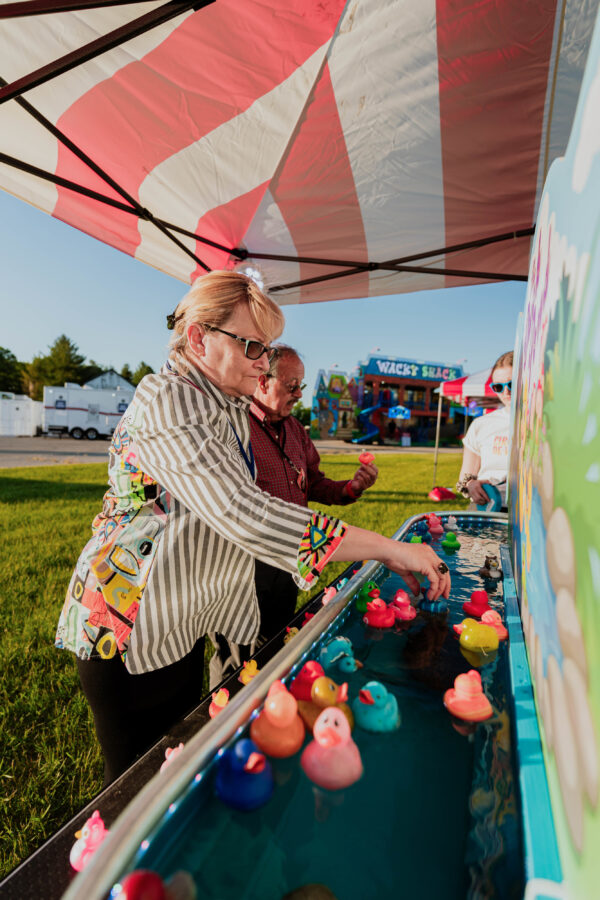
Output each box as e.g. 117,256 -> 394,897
0,0 -> 598,304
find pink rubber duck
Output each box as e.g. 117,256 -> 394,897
363,597 -> 396,628
427,514 -> 445,537
69,810 -> 109,871
444,670 -> 493,722
301,706 -> 363,790
160,743 -> 185,773
250,680 -> 305,757
208,688 -> 229,718
481,610 -> 508,641
289,660 -> 325,701
391,590 -> 417,621
322,586 -> 337,606
462,590 -> 492,618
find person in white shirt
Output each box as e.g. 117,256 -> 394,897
456,351 -> 513,508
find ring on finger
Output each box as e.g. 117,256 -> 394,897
437,562 -> 449,574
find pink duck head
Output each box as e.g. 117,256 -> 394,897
300,707 -> 363,790
391,590 -> 417,621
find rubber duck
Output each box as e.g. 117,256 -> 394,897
363,597 -> 395,628
239,659 -> 260,685
297,675 -> 353,731
69,810 -> 109,871
322,586 -> 337,606
318,636 -> 363,674
301,707 -> 363,790
250,680 -> 305,758
478,554 -> 503,579
336,577 -> 349,589
454,618 -> 499,654
215,738 -> 273,811
352,681 -> 400,732
289,660 -> 325,701
481,610 -> 508,641
119,869 -> 197,900
301,611 -> 315,627
460,645 -> 498,669
160,742 -> 185,773
413,521 -> 432,542
409,535 -> 422,543
462,589 -> 491,618
209,688 -> 230,718
427,514 -> 445,537
444,670 -> 493,722
356,581 -> 379,613
445,515 -> 458,531
284,626 -> 299,644
390,590 -> 417,621
420,597 -> 448,614
442,531 -> 460,552
358,451 -> 375,465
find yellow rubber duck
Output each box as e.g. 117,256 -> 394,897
454,618 -> 499,654
239,659 -> 260,685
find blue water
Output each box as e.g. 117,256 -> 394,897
134,518 -> 523,900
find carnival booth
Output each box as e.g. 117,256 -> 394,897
1,2 -> 600,900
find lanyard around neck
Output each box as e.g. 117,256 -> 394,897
174,369 -> 256,480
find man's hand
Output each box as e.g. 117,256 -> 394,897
347,462 -> 378,497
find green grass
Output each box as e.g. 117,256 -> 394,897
0,453 -> 464,877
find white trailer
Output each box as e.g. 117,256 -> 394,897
0,393 -> 43,436
43,382 -> 134,440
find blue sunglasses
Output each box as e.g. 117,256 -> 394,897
490,380 -> 512,394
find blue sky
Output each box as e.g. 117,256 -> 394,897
0,190 -> 527,405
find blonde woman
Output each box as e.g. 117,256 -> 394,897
56,271 -> 451,782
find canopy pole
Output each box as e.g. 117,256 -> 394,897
432,388 -> 443,489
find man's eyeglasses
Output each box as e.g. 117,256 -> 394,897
490,380 -> 512,394
205,326 -> 276,361
284,381 -> 306,394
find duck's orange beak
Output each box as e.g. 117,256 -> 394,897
359,689 -> 374,705
337,682 -> 348,703
244,752 -> 266,773
316,726 -> 343,748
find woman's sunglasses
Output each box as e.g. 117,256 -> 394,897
490,380 -> 512,394
205,326 -> 277,362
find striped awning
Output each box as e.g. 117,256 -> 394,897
0,0 -> 597,304
439,367 -> 497,403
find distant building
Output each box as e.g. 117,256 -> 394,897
84,370 -> 134,391
0,392 -> 43,436
311,354 -> 464,445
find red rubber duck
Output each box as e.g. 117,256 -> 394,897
289,660 -> 325,701
119,869 -> 196,900
363,597 -> 396,628
462,590 -> 492,618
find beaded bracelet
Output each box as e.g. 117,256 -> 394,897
455,473 -> 478,497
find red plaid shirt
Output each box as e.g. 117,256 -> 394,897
249,400 -> 354,508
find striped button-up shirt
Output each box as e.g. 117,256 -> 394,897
56,355 -> 345,674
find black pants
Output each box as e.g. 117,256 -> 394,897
208,560 -> 298,688
76,637 -> 205,785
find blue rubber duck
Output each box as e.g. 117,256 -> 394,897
215,738 -> 274,811
352,681 -> 400,732
318,636 -> 362,675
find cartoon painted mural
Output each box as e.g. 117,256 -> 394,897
509,16 -> 600,897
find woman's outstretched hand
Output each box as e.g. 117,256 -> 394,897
382,541 -> 451,601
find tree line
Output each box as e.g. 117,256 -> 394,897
0,336 -> 154,401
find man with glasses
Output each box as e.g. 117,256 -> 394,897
209,344 -> 378,686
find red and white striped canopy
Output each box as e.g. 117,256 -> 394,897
439,367 -> 497,403
0,0 -> 597,304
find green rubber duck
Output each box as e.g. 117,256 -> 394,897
356,580 -> 379,613
441,531 -> 461,553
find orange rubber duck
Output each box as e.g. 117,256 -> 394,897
462,590 -> 492,618
250,680 -> 305,757
289,660 -> 325,701
444,670 -> 493,722
297,675 -> 354,731
481,610 -> 508,641
209,688 -> 230,718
